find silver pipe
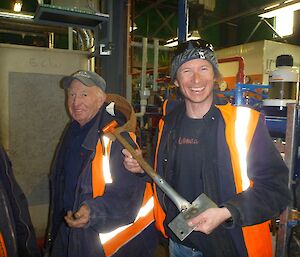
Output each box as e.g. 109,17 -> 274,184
68,27 -> 73,50
153,38 -> 159,91
141,37 -> 148,91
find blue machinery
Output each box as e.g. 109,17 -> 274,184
218,83 -> 289,140
218,83 -> 270,106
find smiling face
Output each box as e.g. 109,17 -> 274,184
67,79 -> 106,127
174,58 -> 215,118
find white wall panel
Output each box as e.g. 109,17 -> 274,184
0,44 -> 89,236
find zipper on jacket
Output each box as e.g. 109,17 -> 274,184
1,147 -> 32,256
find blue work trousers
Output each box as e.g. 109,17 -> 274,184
169,239 -> 204,257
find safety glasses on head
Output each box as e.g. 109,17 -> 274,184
175,39 -> 214,56
170,39 -> 220,82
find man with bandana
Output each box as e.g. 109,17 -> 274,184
123,39 -> 291,257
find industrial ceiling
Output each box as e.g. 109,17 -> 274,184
133,0 -> 300,48
0,0 -> 299,49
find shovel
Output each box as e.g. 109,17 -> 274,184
102,120 -> 217,241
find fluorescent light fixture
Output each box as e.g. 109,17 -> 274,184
0,11 -> 34,20
259,1 -> 300,18
13,0 -> 23,12
258,1 -> 299,37
164,30 -> 201,47
275,11 -> 294,36
264,3 -> 280,10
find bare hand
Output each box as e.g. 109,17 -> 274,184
122,148 -> 144,173
187,207 -> 232,234
64,204 -> 90,228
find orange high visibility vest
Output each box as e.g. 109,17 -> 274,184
91,134 -> 154,257
217,104 -> 273,257
153,102 -> 273,257
0,233 -> 7,257
153,118 -> 167,238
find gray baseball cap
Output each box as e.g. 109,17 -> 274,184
61,70 -> 106,92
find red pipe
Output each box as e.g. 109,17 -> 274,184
218,56 -> 245,84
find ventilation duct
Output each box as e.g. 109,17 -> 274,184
73,28 -> 94,51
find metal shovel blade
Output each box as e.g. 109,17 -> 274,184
168,193 -> 217,241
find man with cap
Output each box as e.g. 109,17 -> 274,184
123,39 -> 290,257
45,70 -> 158,257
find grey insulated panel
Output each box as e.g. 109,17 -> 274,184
8,72 -> 69,205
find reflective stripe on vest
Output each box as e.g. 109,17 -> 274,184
0,233 -> 7,257
102,136 -> 113,184
92,136 -> 113,198
99,183 -> 154,257
91,133 -> 155,257
217,103 -> 273,257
